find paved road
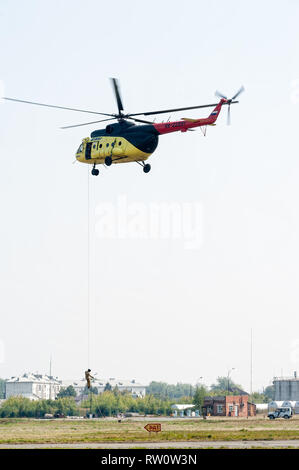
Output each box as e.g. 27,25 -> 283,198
1,440 -> 299,449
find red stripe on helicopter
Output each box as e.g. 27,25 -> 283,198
153,100 -> 224,135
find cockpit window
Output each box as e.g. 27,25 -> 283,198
77,143 -> 84,153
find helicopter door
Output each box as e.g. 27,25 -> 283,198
85,142 -> 92,160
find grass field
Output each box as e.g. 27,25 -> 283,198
1,416 -> 299,444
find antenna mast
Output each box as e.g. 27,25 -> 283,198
250,329 -> 253,395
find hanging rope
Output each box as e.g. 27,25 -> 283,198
87,167 -> 97,380
87,167 -> 90,367
93,180 -> 97,371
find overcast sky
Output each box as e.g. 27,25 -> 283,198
0,0 -> 299,392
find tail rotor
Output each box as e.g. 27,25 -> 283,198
215,86 -> 245,125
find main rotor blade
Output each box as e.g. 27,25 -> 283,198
3,97 -> 114,117
110,78 -> 124,114
129,101 -> 239,117
231,85 -> 245,100
129,102 -> 229,117
215,90 -> 227,100
60,117 -> 115,129
126,116 -> 155,124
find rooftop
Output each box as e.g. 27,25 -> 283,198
62,378 -> 147,389
6,373 -> 61,384
273,376 -> 299,381
171,404 -> 196,410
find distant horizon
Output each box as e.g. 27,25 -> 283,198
2,369 -> 276,393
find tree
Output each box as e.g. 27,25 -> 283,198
0,396 -> 80,418
54,397 -> 78,416
0,379 -> 5,399
264,385 -> 275,402
210,376 -> 245,395
104,382 -> 112,392
56,385 -> 76,398
249,392 -> 264,403
193,385 -> 208,411
146,381 -> 196,400
80,391 -> 173,417
83,385 -> 98,395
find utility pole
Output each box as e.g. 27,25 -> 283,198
227,368 -> 235,394
250,329 -> 253,396
196,377 -> 203,389
49,355 -> 52,400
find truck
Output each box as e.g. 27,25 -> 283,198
268,407 -> 292,419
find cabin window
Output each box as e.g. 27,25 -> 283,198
99,144 -> 102,148
93,144 -> 96,149
106,143 -> 109,147
118,141 -> 122,146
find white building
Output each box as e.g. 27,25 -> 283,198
255,403 -> 268,413
62,377 -> 146,399
171,404 -> 197,417
6,373 -> 61,400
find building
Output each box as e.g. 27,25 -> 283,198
202,395 -> 256,417
273,373 -> 299,401
171,404 -> 198,417
6,373 -> 61,400
255,403 -> 268,413
62,377 -> 146,400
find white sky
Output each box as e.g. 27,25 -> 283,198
0,0 -> 299,392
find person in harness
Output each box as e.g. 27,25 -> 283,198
85,369 -> 94,389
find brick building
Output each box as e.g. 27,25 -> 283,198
202,395 -> 256,417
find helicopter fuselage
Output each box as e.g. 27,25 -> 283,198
76,99 -> 226,167
76,120 -> 159,165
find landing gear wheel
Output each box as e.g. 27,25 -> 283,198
91,168 -> 99,176
143,164 -> 151,173
105,156 -> 112,166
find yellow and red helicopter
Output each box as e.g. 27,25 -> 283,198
4,79 -> 244,175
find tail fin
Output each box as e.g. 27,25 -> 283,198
209,101 -> 224,122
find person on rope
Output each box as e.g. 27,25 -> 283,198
85,369 -> 94,389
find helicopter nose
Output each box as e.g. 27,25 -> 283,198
76,143 -> 84,160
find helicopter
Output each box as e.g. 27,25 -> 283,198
3,79 -> 244,175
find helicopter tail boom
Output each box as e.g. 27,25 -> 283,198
152,99 -> 227,135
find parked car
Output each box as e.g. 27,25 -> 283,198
268,407 -> 292,419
